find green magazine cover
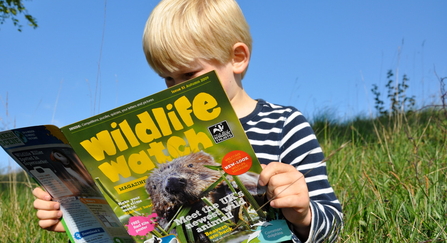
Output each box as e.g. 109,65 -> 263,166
0,71 -> 292,243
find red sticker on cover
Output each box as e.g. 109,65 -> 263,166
221,150 -> 252,175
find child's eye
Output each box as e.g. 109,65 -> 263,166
164,77 -> 175,87
183,72 -> 196,80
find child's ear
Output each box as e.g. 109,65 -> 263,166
232,42 -> 250,74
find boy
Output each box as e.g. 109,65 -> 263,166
33,0 -> 343,242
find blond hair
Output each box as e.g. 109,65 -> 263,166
142,0 -> 252,76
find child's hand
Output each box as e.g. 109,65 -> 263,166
259,162 -> 311,239
32,187 -> 66,232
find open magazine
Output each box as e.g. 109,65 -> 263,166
0,71 -> 292,243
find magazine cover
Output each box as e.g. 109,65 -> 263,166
1,71 -> 292,243
61,71 -> 291,243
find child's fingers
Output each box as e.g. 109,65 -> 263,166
34,203 -> 66,232
38,219 -> 60,229
38,219 -> 66,232
259,164 -> 312,229
32,187 -> 52,201
268,176 -> 307,206
33,187 -> 61,211
34,196 -> 65,232
258,162 -> 297,186
259,162 -> 306,193
270,193 -> 301,208
32,187 -> 66,232
258,162 -> 309,208
33,198 -> 60,211
36,208 -> 63,221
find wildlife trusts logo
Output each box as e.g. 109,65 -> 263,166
208,120 -> 234,143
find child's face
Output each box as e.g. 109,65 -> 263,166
160,59 -> 239,100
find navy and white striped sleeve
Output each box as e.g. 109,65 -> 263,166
242,100 -> 343,243
281,109 -> 343,243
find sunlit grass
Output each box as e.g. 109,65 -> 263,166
0,172 -> 67,242
317,109 -> 447,242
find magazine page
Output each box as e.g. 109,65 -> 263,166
0,125 -> 135,243
61,71 -> 292,243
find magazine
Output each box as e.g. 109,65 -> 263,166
0,71 -> 292,243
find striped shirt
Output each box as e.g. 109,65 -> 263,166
240,99 -> 343,243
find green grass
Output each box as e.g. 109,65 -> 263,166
314,109 -> 447,242
0,172 -> 67,242
1,109 -> 446,242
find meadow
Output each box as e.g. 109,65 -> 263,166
1,108 -> 446,242
315,108 -> 447,242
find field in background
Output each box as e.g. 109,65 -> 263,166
1,108 -> 446,242
314,108 -> 447,242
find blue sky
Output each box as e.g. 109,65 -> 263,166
1,0 -> 446,170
